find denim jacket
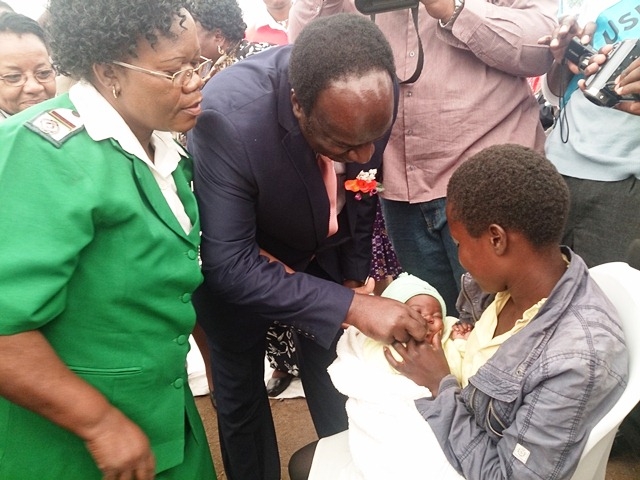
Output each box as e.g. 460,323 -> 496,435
456,271 -> 494,326
416,248 -> 628,480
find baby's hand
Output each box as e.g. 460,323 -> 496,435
450,321 -> 473,340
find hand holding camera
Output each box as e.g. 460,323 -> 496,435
612,55 -> 640,115
565,37 -> 640,108
538,15 -> 595,68
355,0 -> 456,24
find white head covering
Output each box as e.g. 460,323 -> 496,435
381,272 -> 447,317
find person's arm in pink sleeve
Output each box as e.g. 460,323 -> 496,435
289,0 -> 359,42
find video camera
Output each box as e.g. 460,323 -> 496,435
565,37 -> 640,107
355,0 -> 419,15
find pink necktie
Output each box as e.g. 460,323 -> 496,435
317,154 -> 339,237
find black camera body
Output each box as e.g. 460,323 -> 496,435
355,0 -> 419,15
565,37 -> 640,107
564,37 -> 598,72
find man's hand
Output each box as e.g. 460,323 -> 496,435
84,406 -> 156,480
537,18 -> 596,97
344,293 -> 428,344
419,0 -> 455,23
575,43 -> 637,110
537,16 -> 593,68
613,56 -> 640,115
574,45 -> 640,115
383,332 -> 451,395
573,43 -> 612,83
343,277 -> 375,295
538,15 -> 591,63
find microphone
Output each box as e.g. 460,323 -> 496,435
626,238 -> 640,270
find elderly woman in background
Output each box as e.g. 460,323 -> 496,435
0,0 -> 216,479
0,12 -> 56,121
190,0 -> 272,77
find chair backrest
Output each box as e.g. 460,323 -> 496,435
569,262 -> 640,480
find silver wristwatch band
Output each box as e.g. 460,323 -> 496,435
439,0 -> 464,29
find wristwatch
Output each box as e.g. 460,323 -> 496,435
439,0 -> 464,29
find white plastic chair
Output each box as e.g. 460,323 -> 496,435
569,262 -> 640,480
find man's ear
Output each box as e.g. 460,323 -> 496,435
290,88 -> 304,121
488,224 -> 507,255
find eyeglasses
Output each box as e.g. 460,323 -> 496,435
0,68 -> 56,87
112,56 -> 213,87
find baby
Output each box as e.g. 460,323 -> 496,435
369,272 -> 474,383
325,273 -> 470,480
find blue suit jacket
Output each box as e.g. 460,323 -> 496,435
189,45 -> 397,349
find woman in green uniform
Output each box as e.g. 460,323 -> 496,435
0,1 -> 216,479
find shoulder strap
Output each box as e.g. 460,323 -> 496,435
371,6 -> 423,84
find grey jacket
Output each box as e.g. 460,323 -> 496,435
416,248 -> 628,479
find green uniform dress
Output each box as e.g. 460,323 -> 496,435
0,91 -> 216,479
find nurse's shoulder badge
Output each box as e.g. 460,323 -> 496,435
25,108 -> 85,147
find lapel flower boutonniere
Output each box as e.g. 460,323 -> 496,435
344,169 -> 384,200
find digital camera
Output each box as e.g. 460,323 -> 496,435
355,0 -> 419,15
565,37 -> 640,107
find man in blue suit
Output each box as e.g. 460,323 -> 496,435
189,14 -> 428,479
